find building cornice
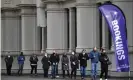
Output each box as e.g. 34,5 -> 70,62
42,0 -> 66,3
1,7 -> 20,12
76,3 -> 97,8
1,16 -> 21,19
17,4 -> 36,9
112,0 -> 133,2
46,8 -> 68,13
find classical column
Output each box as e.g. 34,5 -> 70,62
69,8 -> 76,52
36,0 -> 47,52
20,5 -> 41,54
1,9 -> 21,55
76,0 -> 99,52
46,3 -> 68,53
102,16 -> 109,49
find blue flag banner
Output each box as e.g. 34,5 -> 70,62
99,4 -> 130,72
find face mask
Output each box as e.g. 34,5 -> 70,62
45,54 -> 47,57
72,52 -> 74,55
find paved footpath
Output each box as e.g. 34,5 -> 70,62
1,75 -> 133,80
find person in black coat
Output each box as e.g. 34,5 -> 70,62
5,53 -> 13,75
99,48 -> 110,80
29,54 -> 38,75
78,49 -> 89,79
61,53 -> 70,78
49,52 -> 60,78
41,53 -> 50,77
70,51 -> 79,79
55,52 -> 60,76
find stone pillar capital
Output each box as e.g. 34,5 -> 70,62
18,4 -> 36,15
68,7 -> 76,12
46,8 -> 67,13
36,0 -> 45,8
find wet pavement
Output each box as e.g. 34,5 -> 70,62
1,75 -> 133,80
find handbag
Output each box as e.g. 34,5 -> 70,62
107,60 -> 112,65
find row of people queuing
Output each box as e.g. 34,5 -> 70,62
4,47 -> 111,80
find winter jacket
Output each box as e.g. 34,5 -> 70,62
29,55 -> 38,65
49,53 -> 60,65
99,53 -> 109,67
78,53 -> 89,67
41,56 -> 50,69
89,50 -> 100,63
70,54 -> 79,69
5,56 -> 13,66
18,55 -> 25,64
61,54 -> 69,70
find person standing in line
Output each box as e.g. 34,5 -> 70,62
5,52 -> 13,75
17,52 -> 25,75
89,47 -> 100,80
100,48 -> 111,80
70,51 -> 79,79
55,51 -> 60,77
29,54 -> 38,76
78,49 -> 89,80
41,53 -> 51,78
49,51 -> 59,79
61,53 -> 70,78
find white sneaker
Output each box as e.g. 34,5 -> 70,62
100,78 -> 102,80
56,75 -> 59,78
105,79 -> 108,80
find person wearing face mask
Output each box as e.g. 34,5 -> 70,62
89,47 -> 100,80
41,53 -> 50,78
61,53 -> 70,78
70,51 -> 79,79
5,52 -> 13,75
78,49 -> 89,79
29,54 -> 38,76
99,48 -> 111,80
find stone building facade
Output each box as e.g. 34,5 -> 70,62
1,0 -> 133,77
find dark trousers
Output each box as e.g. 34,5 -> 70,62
43,68 -> 48,77
56,64 -> 58,75
6,64 -> 12,75
63,70 -> 69,78
51,65 -> 56,78
80,66 -> 86,78
31,65 -> 37,74
18,64 -> 24,75
100,65 -> 108,79
71,68 -> 77,79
